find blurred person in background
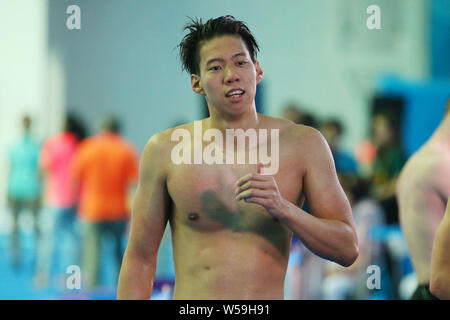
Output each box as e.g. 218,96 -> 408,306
397,98 -> 450,300
72,116 -> 139,289
281,104 -> 302,124
293,241 -> 326,299
281,103 -> 319,128
322,175 -> 385,299
320,119 -> 358,175
370,112 -> 407,299
6,115 -> 42,270
299,113 -> 319,129
34,113 -> 87,287
370,112 -> 407,224
283,237 -> 303,299
349,176 -> 385,299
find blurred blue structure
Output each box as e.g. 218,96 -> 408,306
377,75 -> 450,157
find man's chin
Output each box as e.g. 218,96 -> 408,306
222,103 -> 253,117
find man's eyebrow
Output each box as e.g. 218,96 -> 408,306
232,52 -> 247,59
205,52 -> 247,66
205,57 -> 224,66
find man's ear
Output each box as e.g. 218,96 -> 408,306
255,61 -> 263,84
191,74 -> 205,95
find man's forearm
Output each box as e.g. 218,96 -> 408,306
279,202 -> 358,267
117,250 -> 156,300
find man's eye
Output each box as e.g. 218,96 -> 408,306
237,61 -> 248,66
209,66 -> 221,71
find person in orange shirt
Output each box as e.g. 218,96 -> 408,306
72,116 -> 139,289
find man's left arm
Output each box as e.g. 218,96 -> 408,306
126,148 -> 140,216
430,196 -> 450,299
236,128 -> 358,267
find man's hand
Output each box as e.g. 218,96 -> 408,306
235,163 -> 290,219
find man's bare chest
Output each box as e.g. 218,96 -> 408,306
166,160 -> 303,232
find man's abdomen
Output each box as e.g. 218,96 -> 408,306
171,227 -> 290,300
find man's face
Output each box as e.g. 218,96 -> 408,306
191,35 -> 263,117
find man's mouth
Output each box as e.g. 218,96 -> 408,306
225,89 -> 245,98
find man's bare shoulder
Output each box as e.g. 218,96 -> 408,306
259,114 -> 321,143
259,114 -> 294,129
141,127 -> 181,165
141,121 -> 202,162
143,129 -> 171,154
144,122 -> 195,149
282,122 -> 326,153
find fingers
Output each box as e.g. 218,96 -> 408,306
242,196 -> 270,207
235,179 -> 279,203
235,188 -> 269,201
235,175 -> 275,201
235,163 -> 277,203
236,172 -> 269,187
235,180 -> 270,194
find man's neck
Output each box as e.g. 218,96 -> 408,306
206,107 -> 261,133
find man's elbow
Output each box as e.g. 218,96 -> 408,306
337,226 -> 359,267
339,244 -> 359,267
333,238 -> 359,267
430,275 -> 450,300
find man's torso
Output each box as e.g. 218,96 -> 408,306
398,143 -> 450,284
163,117 -> 309,299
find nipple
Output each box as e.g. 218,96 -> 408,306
188,212 -> 199,221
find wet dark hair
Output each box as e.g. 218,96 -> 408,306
322,119 -> 343,136
64,113 -> 87,141
178,15 -> 260,75
22,114 -> 31,130
101,115 -> 121,134
301,113 -> 319,129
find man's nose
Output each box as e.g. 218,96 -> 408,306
224,66 -> 240,84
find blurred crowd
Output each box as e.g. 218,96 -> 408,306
3,113 -> 139,294
281,101 -> 413,300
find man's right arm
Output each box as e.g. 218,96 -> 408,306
117,133 -> 171,299
430,196 -> 450,299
